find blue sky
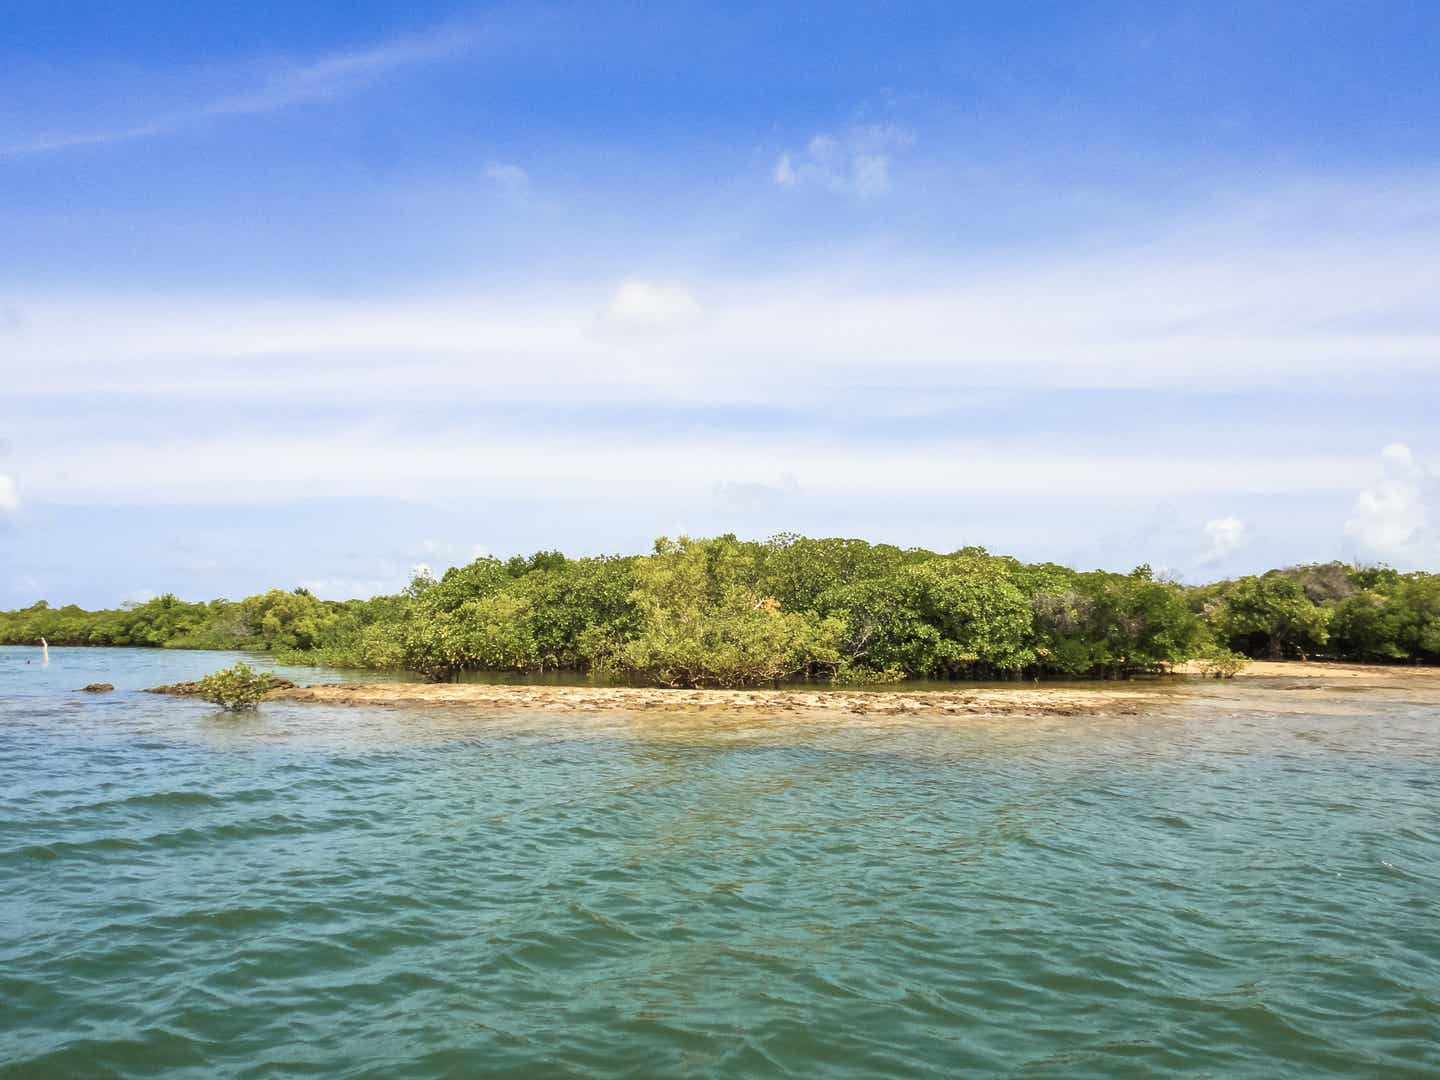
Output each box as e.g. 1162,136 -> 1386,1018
2,2 -> 1438,606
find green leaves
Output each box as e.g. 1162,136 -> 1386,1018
820,554 -> 1035,678
194,663 -> 280,710
600,536 -> 845,687
7,543 -> 1439,682
1210,572 -> 1331,660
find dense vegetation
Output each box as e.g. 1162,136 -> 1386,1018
4,535 -> 1437,686
194,662 -> 283,711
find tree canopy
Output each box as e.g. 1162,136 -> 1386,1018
4,540 -> 1436,686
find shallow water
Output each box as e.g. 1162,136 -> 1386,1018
2,647 -> 1438,1078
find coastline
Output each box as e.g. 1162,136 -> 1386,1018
139,660 -> 1440,716
263,682 -> 1157,716
1176,659 -> 1440,682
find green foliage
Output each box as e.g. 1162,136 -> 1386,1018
594,536 -> 846,687
759,534 -> 915,612
1025,564 -> 1204,677
1207,572 -> 1331,660
5,541 -> 1437,686
1330,573 -> 1440,661
1196,647 -> 1250,678
194,663 -> 280,710
820,554 -> 1034,678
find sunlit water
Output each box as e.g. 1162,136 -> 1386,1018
3,647 -> 1438,1078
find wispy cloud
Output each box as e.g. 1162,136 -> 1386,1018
1,25 -> 476,158
7,177 -> 1436,407
484,162 -> 531,196
714,475 -> 802,512
7,430 -> 1371,508
601,278 -> 702,330
2,170 -> 1435,583
773,125 -> 914,196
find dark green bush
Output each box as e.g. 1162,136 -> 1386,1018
7,542 -> 1438,685
195,663 -> 280,710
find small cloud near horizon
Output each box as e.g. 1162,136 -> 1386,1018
0,475 -> 19,514
1199,516 -> 1249,565
603,279 -> 702,330
713,474 -> 802,512
1345,443 -> 1436,564
298,575 -> 410,600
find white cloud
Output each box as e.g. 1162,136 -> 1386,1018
0,474 -> 18,514
9,177 -> 1435,410
714,474 -> 802,512
298,575 -> 411,601
1344,443 -> 1436,563
1,176 -> 1437,554
603,279 -> 702,329
1,25 -> 476,158
851,154 -> 890,197
414,538 -> 489,563
772,125 -> 913,196
296,545 -> 477,600
773,154 -> 798,187
6,432 -> 1371,508
484,163 -> 530,195
1199,516 -> 1249,564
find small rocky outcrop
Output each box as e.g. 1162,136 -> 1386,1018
144,678 -> 297,697
79,683 -> 115,693
144,680 -> 204,696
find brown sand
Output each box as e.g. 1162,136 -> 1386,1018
1175,659 -> 1440,682
266,682 -> 1154,717
145,661 -> 1440,717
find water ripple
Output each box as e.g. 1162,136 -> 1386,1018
2,648 -> 1440,1077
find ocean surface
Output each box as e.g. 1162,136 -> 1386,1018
2,647 -> 1438,1078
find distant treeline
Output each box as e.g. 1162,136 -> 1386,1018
4,535 -> 1437,686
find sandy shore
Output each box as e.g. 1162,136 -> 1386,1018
143,660 -> 1439,716
267,682 -> 1156,717
1176,659 -> 1440,682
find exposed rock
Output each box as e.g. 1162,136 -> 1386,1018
79,683 -> 115,693
144,680 -> 202,696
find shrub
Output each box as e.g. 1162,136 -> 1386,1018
1196,648 -> 1249,678
195,662 -> 280,710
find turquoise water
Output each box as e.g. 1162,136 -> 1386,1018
3,648 -> 1438,1078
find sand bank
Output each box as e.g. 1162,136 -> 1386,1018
266,682 -> 1154,717
145,661 -> 1440,716
1176,659 -> 1440,682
